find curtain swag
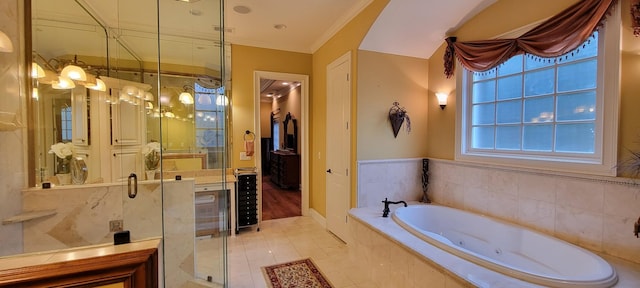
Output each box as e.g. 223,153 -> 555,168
443,0 -> 619,78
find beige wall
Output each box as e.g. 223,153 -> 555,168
310,0 -> 390,215
230,45 -> 311,169
356,50 -> 429,160
427,0 -> 640,173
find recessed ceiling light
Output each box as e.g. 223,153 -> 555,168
274,24 -> 287,30
233,5 -> 251,14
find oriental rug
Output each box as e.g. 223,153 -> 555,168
262,258 -> 333,288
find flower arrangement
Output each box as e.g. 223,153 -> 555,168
141,141 -> 161,170
49,142 -> 75,174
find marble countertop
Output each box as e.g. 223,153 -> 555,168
0,238 -> 161,271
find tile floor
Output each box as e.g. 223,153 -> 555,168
226,216 -> 377,288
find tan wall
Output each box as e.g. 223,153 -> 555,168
356,50 -> 429,160
230,45 -> 312,169
310,0 -> 390,215
426,0 -> 640,171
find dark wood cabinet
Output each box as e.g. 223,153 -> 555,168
270,151 -> 300,189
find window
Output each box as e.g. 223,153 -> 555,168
194,83 -> 227,169
457,16 -> 620,176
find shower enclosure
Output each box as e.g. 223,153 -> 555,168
13,0 -> 229,286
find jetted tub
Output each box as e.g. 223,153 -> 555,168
392,205 -> 618,288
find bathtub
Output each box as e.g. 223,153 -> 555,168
391,205 -> 618,288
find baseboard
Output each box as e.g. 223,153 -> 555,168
308,208 -> 326,228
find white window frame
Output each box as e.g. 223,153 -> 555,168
455,6 -> 620,176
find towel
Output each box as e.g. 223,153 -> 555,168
244,140 -> 254,156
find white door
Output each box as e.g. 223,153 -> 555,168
326,52 -> 351,242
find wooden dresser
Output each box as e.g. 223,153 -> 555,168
270,151 -> 300,189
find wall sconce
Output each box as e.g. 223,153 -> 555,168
215,93 -> 228,106
60,55 -> 87,81
179,85 -> 195,105
436,92 -> 448,110
0,30 -> 13,53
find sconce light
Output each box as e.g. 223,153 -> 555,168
215,93 -> 228,106
0,30 -> 13,53
179,85 -> 195,105
197,93 -> 212,105
60,55 -> 87,81
436,92 -> 448,110
52,76 -> 76,89
31,63 -> 45,78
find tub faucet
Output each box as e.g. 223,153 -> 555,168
382,198 -> 407,217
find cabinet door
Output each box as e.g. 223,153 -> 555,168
111,88 -> 143,146
111,148 -> 140,182
71,86 -> 89,146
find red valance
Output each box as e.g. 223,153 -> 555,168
444,0 -> 619,78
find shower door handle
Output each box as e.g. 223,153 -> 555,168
128,173 -> 138,199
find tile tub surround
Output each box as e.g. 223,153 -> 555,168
357,159 -> 425,208
348,206 -> 640,288
357,158 -> 640,265
19,179 -> 195,288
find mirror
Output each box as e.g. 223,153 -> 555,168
282,112 -> 297,153
29,0 -> 229,186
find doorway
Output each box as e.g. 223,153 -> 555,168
253,71 -> 309,221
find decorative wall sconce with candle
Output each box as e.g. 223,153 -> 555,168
436,92 -> 448,110
388,102 -> 411,138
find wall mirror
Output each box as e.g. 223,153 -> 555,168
28,0 -> 229,186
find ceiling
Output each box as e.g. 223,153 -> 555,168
225,0 -> 497,58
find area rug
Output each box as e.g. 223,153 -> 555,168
262,258 -> 333,288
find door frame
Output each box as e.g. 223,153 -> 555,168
253,71 -> 310,216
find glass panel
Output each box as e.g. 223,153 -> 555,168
524,68 -> 554,97
557,59 -> 597,92
497,54 -> 523,76
497,74 -> 522,100
472,103 -> 495,125
525,55 -> 555,70
563,32 -> 598,62
556,123 -> 595,153
496,100 -> 521,124
524,96 -> 554,123
472,126 -> 495,149
473,68 -> 496,81
556,91 -> 596,122
523,124 -> 553,151
496,126 -> 521,150
472,80 -> 495,103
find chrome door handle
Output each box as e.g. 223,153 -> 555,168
128,173 -> 138,198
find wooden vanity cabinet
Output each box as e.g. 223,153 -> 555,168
270,151 -> 300,189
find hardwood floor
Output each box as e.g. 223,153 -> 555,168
261,175 -> 301,220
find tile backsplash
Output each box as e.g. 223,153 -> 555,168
357,158 -> 640,264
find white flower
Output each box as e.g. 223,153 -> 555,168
141,141 -> 161,156
49,142 -> 75,159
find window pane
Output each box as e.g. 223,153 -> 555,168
496,126 -> 521,150
497,75 -> 522,100
196,129 -> 222,148
195,111 -> 221,128
496,100 -> 521,124
524,96 -> 554,123
556,91 -> 596,122
472,103 -> 495,125
523,124 -> 553,151
472,126 -> 494,149
473,69 -> 496,81
524,68 -> 554,97
557,59 -> 597,92
556,123 -> 594,153
472,81 -> 495,103
497,54 -> 523,76
525,55 -> 555,70
563,32 -> 598,62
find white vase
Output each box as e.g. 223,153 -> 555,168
56,173 -> 71,185
145,170 -> 156,180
